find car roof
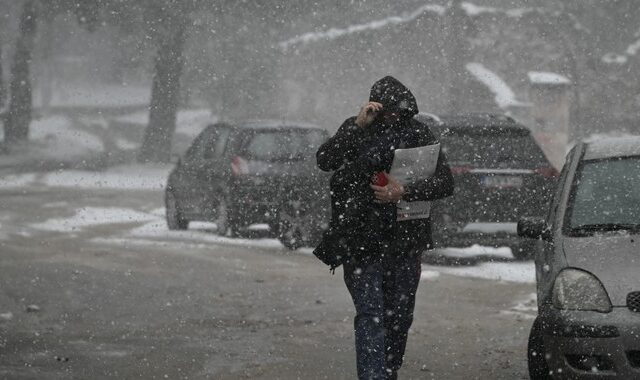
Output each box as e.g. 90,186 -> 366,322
425,113 -> 530,136
437,113 -> 524,128
583,136 -> 640,160
416,112 -> 527,129
213,119 -> 326,131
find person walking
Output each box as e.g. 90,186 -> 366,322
314,76 -> 454,379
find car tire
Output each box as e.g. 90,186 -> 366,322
276,194 -> 319,250
277,209 -> 304,250
528,317 -> 551,380
276,183 -> 328,250
166,190 -> 188,230
215,195 -> 238,236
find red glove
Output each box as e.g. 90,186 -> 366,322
372,172 -> 388,186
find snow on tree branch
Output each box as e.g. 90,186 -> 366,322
460,2 -> 535,18
527,71 -> 570,85
602,38 -> 640,65
278,2 -> 572,52
466,63 -> 528,109
278,4 -> 445,51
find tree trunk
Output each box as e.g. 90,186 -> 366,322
445,0 -> 469,113
5,0 -> 38,145
138,23 -> 187,163
0,44 -> 6,109
39,19 -> 55,112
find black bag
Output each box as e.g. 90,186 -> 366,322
313,208 -> 395,273
313,228 -> 353,273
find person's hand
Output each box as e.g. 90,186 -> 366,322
355,102 -> 383,128
370,173 -> 405,203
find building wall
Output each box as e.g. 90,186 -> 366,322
529,84 -> 571,168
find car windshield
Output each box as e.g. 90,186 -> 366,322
438,129 -> 548,168
244,129 -> 326,161
567,156 -> 640,235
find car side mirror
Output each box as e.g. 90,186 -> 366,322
518,217 -> 551,241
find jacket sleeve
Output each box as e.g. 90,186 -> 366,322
402,150 -> 454,202
316,117 -> 365,172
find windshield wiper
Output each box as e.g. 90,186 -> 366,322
572,223 -> 640,234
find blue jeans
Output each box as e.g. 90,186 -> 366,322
343,251 -> 422,380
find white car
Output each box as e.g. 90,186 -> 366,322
518,136 -> 640,379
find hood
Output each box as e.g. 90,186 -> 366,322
369,76 -> 419,118
563,235 -> 640,306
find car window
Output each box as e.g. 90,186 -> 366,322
242,129 -> 327,161
565,156 -> 640,234
546,147 -> 574,226
203,127 -> 231,159
439,130 -> 548,168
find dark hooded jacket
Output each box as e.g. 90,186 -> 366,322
314,76 -> 454,268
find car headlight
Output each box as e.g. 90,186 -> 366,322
552,269 -> 612,313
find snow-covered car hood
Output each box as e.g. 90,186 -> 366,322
563,235 -> 640,306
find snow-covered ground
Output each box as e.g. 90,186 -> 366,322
112,109 -> 214,140
434,245 -> 514,260
0,173 -> 38,189
30,207 -> 159,233
21,198 -> 535,284
0,109 -> 213,170
500,292 -> 538,319
0,158 -> 535,285
424,261 -> 535,284
0,116 -> 104,161
0,164 -> 171,190
33,83 -> 150,108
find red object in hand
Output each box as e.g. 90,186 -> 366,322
372,172 -> 388,186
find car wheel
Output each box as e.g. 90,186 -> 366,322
166,190 -> 188,230
528,317 -> 551,380
277,195 -> 316,250
216,194 -> 243,237
215,196 -> 237,236
277,209 -> 304,250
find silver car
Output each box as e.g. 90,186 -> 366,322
518,136 -> 640,379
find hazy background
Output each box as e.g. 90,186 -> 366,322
1,3 -> 638,377
1,0 -> 639,163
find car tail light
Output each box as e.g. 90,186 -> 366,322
231,156 -> 249,176
534,166 -> 559,178
450,166 -> 472,175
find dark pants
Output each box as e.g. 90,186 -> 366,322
343,248 -> 422,380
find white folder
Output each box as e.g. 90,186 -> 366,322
390,144 -> 441,221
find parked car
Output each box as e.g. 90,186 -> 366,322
414,113 -> 558,260
519,136 -> 640,379
165,120 -> 330,246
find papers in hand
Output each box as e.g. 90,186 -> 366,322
390,143 -> 440,221
390,144 -> 441,184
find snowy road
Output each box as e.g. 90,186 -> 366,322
0,177 -> 534,379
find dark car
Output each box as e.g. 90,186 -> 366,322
415,113 -> 558,260
519,136 -> 640,379
165,120 -> 330,246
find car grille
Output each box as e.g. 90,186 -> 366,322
627,292 -> 640,312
